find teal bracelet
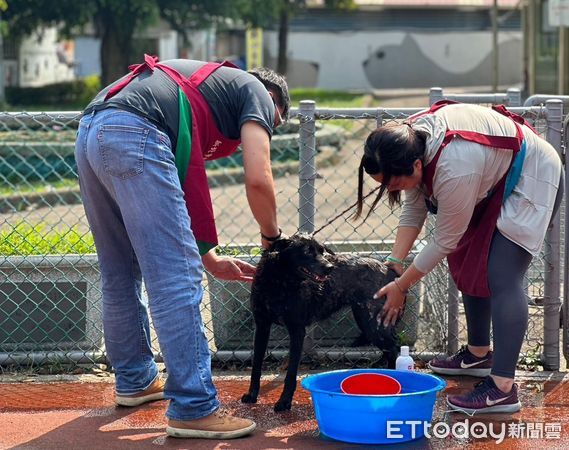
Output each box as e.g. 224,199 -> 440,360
386,255 -> 404,265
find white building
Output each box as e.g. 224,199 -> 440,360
3,27 -> 75,88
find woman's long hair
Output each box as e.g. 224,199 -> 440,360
353,123 -> 426,221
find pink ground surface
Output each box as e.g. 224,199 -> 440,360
2,374 -> 569,449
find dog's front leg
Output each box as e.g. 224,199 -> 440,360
274,324 -> 306,412
241,320 -> 271,404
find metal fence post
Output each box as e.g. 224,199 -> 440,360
564,112 -> 569,368
376,108 -> 384,128
298,100 -> 317,234
298,100 -> 317,355
429,87 -> 444,106
506,88 -> 522,106
543,99 -> 563,370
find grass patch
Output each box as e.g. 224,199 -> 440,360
0,130 -> 77,142
290,88 -> 368,108
0,223 -> 95,255
0,179 -> 78,196
289,88 -> 371,131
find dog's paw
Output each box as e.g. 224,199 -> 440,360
241,393 -> 258,404
274,399 -> 292,412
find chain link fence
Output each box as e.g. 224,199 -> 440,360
0,98 -> 566,373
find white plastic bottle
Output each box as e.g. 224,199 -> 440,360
395,346 -> 414,371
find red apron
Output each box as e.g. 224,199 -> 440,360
411,101 -> 535,297
105,54 -> 241,254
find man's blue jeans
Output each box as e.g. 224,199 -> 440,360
75,108 -> 219,420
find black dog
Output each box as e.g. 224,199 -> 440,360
241,234 -> 404,412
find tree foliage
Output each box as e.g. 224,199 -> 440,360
233,0 -> 354,75
157,0 -> 235,46
2,0 -> 357,87
3,0 -> 234,86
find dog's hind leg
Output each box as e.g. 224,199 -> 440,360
241,320 -> 271,404
350,332 -> 371,347
274,324 -> 306,412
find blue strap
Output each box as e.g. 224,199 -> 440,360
504,139 -> 526,201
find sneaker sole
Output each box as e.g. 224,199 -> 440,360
166,422 -> 256,439
116,392 -> 164,407
446,397 -> 521,414
428,363 -> 491,377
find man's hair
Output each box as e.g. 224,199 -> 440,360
248,68 -> 290,120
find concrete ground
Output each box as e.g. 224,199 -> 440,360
2,370 -> 569,450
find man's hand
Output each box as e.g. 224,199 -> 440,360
202,250 -> 256,282
260,230 -> 288,249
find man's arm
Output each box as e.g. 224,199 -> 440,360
240,121 -> 280,245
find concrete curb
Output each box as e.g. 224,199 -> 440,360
1,369 -> 567,384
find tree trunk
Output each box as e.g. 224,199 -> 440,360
99,25 -> 132,87
277,7 -> 289,76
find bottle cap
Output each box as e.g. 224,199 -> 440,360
400,346 -> 409,357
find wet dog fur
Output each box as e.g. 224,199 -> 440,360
241,234 -> 403,412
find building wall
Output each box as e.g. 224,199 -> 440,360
74,37 -> 101,78
18,28 -> 75,87
263,29 -> 522,89
73,24 -> 179,78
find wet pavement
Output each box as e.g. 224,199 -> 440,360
2,371 -> 569,449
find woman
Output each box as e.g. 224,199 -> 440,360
355,102 -> 563,414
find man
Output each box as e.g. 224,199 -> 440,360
75,55 -> 289,439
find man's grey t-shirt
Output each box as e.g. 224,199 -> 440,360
83,59 -> 275,153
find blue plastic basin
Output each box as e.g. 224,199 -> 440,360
301,368 -> 446,444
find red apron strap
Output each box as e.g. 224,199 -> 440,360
422,132 -> 454,196
409,100 -> 460,122
421,106 -> 525,297
492,104 -> 538,135
105,54 -> 159,101
188,60 -> 238,87
450,129 -> 522,150
104,57 -> 239,101
422,121 -> 524,197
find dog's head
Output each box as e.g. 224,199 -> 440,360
265,234 -> 335,283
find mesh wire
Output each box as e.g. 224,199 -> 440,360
0,105 -> 564,372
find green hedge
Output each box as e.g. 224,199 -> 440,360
6,75 -> 100,108
0,223 -> 95,255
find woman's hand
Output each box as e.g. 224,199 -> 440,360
377,263 -> 425,327
375,281 -> 406,327
385,261 -> 404,276
202,251 -> 256,282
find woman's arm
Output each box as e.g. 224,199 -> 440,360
386,226 -> 421,275
380,151 -> 484,326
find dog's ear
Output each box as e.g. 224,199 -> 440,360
385,267 -> 399,283
323,244 -> 336,255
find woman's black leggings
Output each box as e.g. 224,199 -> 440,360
462,231 -> 532,379
462,172 -> 564,379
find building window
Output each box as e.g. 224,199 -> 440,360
3,36 -> 18,60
